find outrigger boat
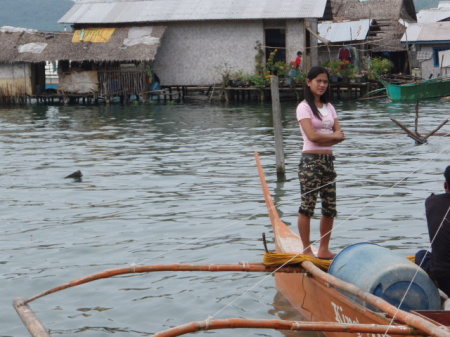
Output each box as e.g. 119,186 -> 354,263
12,152 -> 450,337
376,74 -> 450,102
256,152 -> 450,337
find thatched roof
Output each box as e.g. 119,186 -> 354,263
0,26 -> 165,63
329,0 -> 417,52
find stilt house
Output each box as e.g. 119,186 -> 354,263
0,27 -> 58,102
58,0 -> 327,90
401,3 -> 450,79
316,19 -> 376,67
328,0 -> 417,74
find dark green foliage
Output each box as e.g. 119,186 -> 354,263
0,0 -> 74,32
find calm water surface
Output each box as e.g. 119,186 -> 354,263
1,98 -> 449,337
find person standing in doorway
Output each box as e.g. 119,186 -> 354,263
296,66 -> 345,259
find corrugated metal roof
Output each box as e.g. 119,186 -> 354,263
417,8 -> 450,23
59,0 -> 327,24
317,19 -> 372,43
401,22 -> 450,43
438,1 -> 450,9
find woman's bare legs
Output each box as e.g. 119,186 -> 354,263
317,215 -> 335,259
298,213 -> 315,257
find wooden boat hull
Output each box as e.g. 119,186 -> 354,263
254,152 -> 448,337
379,76 -> 450,102
275,273 -> 401,337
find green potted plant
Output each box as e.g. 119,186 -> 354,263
231,70 -> 245,87
338,60 -> 354,82
368,57 -> 393,79
290,70 -> 306,86
326,60 -> 341,82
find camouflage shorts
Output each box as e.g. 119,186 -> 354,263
298,154 -> 337,217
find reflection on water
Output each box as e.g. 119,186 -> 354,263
1,99 -> 449,337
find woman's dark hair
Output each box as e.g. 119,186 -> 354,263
304,66 -> 330,120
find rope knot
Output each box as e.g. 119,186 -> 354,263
201,315 -> 214,330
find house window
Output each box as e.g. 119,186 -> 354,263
433,46 -> 450,67
265,29 -> 286,63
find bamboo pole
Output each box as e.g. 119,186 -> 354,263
424,119 -> 450,139
414,101 -> 421,137
13,259 -> 450,337
12,298 -> 51,337
152,318 -> 420,337
22,263 -> 303,304
390,118 -> 426,144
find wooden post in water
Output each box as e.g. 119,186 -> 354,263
270,76 -> 285,178
390,101 -> 449,144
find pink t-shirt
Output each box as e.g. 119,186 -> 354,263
296,101 -> 338,151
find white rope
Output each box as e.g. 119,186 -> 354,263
201,315 -> 214,330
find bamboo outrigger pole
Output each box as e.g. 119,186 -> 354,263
13,298 -> 51,337
151,318 -> 420,337
14,258 -> 450,337
21,263 -> 304,304
13,263 -> 304,337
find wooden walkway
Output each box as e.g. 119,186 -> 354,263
218,81 -> 382,102
16,81 -> 382,105
329,81 -> 381,99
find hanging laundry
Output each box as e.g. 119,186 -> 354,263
339,47 -> 351,61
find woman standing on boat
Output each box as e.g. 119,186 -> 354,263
296,66 -> 345,259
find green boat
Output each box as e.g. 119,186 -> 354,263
377,74 -> 450,102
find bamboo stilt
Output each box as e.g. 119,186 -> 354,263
390,102 -> 449,144
424,119 -> 450,139
390,118 -> 426,144
414,101 -> 421,137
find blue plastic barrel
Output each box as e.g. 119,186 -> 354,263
328,242 -> 440,312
